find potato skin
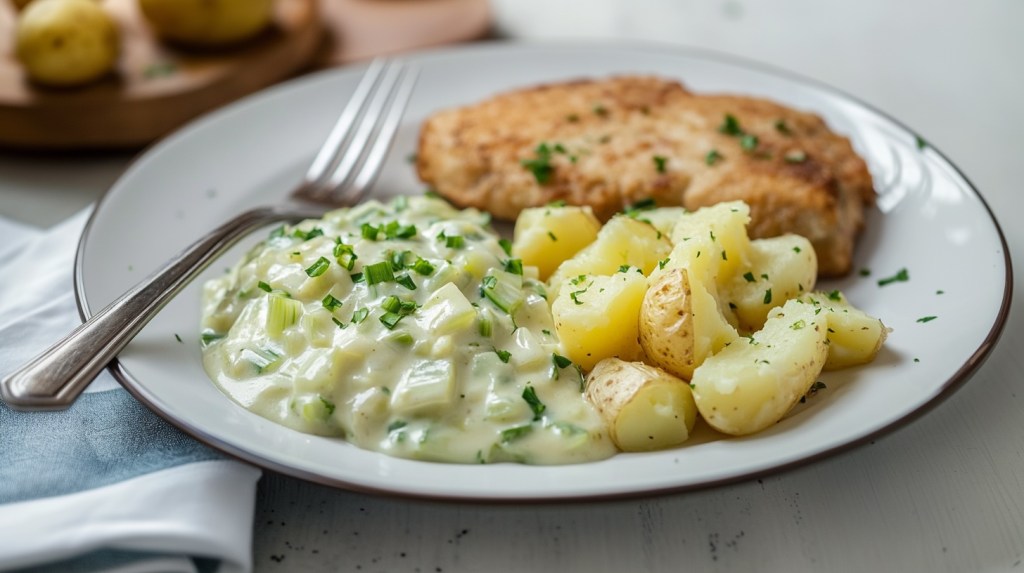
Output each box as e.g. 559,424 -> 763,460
15,0 -> 119,87
585,358 -> 697,451
639,268 -> 695,380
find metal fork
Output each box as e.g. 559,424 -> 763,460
1,59 -> 418,411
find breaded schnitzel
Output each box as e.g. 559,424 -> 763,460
416,76 -> 874,277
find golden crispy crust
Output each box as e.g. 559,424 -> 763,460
416,76 -> 874,276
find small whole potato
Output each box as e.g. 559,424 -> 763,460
138,0 -> 274,47
15,0 -> 120,87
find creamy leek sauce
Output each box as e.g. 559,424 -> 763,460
201,196 -> 615,464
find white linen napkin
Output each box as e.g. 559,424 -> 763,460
0,210 -> 261,573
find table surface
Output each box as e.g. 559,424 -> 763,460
3,1 -> 1023,571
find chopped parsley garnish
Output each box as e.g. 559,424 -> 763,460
763,288 -> 773,304
705,149 -> 723,166
200,331 -> 225,346
547,231 -> 558,242
719,114 -> 743,136
859,268 -> 871,277
257,281 -> 273,293
624,197 -> 657,215
521,143 -> 557,184
793,246 -> 802,253
740,134 -> 759,152
319,396 -> 336,415
653,155 -> 668,173
522,385 -> 546,420
494,348 -> 512,363
174,333 -> 183,343
322,293 -> 343,311
827,290 -> 843,301
498,238 -> 513,255
916,316 -> 938,323
916,135 -> 928,150
790,320 -> 806,330
553,354 -> 573,369
775,119 -> 792,135
743,272 -> 756,283
304,256 -> 330,277
570,289 -> 587,305
658,257 -> 670,270
877,268 -> 910,286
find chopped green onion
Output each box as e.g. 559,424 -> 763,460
411,257 -> 435,275
917,316 -> 938,323
267,294 -> 302,337
827,290 -> 843,301
333,242 -> 357,270
361,223 -> 379,240
365,261 -> 395,285
719,114 -> 743,135
350,272 -> 364,283
305,256 -> 330,277
500,424 -> 533,443
381,295 -> 402,314
395,274 -> 417,290
478,315 -> 492,337
380,312 -> 403,329
200,331 -> 224,347
494,348 -> 511,363
446,235 -> 465,249
387,420 -> 407,432
269,225 -> 286,239
293,227 -> 324,241
322,293 -> 343,312
351,308 -> 369,324
257,281 -> 273,292
498,238 -> 513,256
553,354 -> 573,369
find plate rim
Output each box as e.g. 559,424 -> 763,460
74,39 -> 1015,503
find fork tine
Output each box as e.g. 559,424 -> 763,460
319,61 -> 407,197
341,65 -> 420,203
302,58 -> 389,190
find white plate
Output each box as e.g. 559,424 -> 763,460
77,42 -> 1012,501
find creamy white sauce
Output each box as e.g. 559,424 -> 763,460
201,196 -> 615,464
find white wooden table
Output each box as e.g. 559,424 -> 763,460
2,1 -> 1022,571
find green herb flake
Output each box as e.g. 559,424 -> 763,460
200,331 -> 225,346
319,396 -> 336,415
411,258 -> 435,276
521,143 -> 557,184
350,308 -> 369,324
494,348 -> 512,363
916,135 -> 928,150
793,246 -> 802,253
360,223 -> 380,241
653,155 -> 668,173
916,316 -> 938,323
743,272 -> 756,283
547,231 -> 558,242
504,258 -> 524,276
379,312 -> 404,329
305,256 -> 331,277
763,288 -> 773,304
877,268 -> 910,287
827,290 -> 843,301
658,257 -> 670,270
740,134 -> 759,152
257,281 -> 273,293
387,420 -> 407,432
719,114 -> 743,136
498,238 -> 514,256
593,105 -> 608,117
174,333 -> 183,343
790,319 -> 806,330
618,264 -> 631,273
522,385 -> 546,420
859,268 -> 871,277
705,149 -> 723,166
500,424 -> 533,443
553,354 -> 573,370
395,274 -> 417,290
775,119 -> 792,135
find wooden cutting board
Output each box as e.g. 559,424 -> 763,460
0,0 -> 490,149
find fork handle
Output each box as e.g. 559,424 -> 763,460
1,204 -> 318,411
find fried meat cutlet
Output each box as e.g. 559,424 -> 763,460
416,76 -> 875,277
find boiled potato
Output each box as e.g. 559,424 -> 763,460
669,201 -> 751,283
585,358 -> 697,451
552,271 -> 647,371
720,234 -> 817,331
138,0 -> 274,47
512,205 -> 601,281
635,207 -> 687,238
691,298 -> 828,435
548,215 -> 671,298
800,291 -> 888,370
639,267 -> 738,380
15,0 -> 119,87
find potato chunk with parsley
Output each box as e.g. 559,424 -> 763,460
512,204 -> 602,280
552,270 -> 647,371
